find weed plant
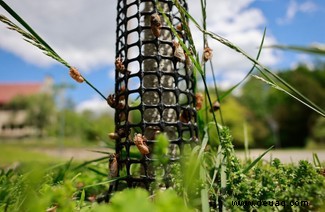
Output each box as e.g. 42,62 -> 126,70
0,0 -> 325,211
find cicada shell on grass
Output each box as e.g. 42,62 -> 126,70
210,101 -> 220,112
203,47 -> 213,62
69,67 -> 84,83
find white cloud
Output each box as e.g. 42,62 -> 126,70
277,0 -> 318,25
0,0 -> 116,72
76,96 -> 114,115
0,0 -> 279,89
189,0 -> 280,88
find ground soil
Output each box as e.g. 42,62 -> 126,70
33,147 -> 325,164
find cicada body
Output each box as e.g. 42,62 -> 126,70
133,133 -> 149,155
203,47 -> 213,62
210,101 -> 220,112
69,67 -> 84,83
150,13 -> 162,38
108,132 -> 119,140
109,153 -> 118,178
195,93 -> 204,110
107,94 -> 116,108
115,57 -> 130,75
173,41 -> 185,62
179,108 -> 192,123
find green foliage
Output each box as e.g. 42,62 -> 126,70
153,134 -> 170,166
220,97 -> 254,147
199,95 -> 254,148
241,64 -> 325,147
311,117 -> 325,143
224,159 -> 325,211
48,109 -> 115,144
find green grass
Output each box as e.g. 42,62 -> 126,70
0,143 -> 62,167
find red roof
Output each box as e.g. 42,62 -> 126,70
0,83 -> 42,104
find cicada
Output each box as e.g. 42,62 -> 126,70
109,153 -> 118,178
195,93 -> 204,110
106,93 -> 125,109
173,40 -> 185,62
176,23 -> 183,31
203,46 -> 213,62
69,67 -> 84,83
107,94 -> 116,108
117,128 -> 127,138
133,133 -> 149,155
108,132 -> 119,140
150,13 -> 162,38
179,108 -> 192,123
115,57 -> 130,75
119,112 -> 126,121
210,101 -> 220,112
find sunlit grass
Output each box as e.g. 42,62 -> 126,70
0,143 -> 61,167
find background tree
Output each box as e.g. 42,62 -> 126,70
25,93 -> 56,137
241,63 -> 325,148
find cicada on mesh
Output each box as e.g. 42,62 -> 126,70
109,153 -> 118,178
133,133 -> 149,155
150,13 -> 162,38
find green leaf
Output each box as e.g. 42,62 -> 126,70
108,188 -> 152,212
78,189 -> 85,209
242,145 -> 274,174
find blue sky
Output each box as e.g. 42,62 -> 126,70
0,0 -> 324,112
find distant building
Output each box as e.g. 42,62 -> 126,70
0,77 -> 53,138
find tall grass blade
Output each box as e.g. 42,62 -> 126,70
78,189 -> 85,210
73,156 -> 108,170
252,75 -> 325,117
200,166 -> 209,212
243,122 -> 249,161
269,44 -> 325,55
82,177 -> 126,189
87,167 -> 107,177
242,146 -> 274,174
219,28 -> 266,101
312,153 -> 322,168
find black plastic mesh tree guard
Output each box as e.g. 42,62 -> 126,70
110,0 -> 198,192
